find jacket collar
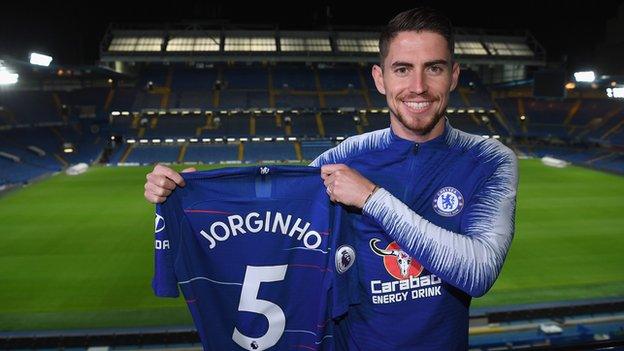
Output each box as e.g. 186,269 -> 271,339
388,116 -> 453,151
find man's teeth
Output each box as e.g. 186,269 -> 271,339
404,101 -> 432,110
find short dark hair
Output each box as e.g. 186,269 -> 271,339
379,7 -> 454,66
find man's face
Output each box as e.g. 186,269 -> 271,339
372,30 -> 460,140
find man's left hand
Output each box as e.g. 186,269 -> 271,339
321,164 -> 377,209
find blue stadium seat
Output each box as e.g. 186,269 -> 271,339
301,140 -> 335,160
125,145 -> 180,164
184,144 -> 239,163
273,66 -> 316,90
243,142 -> 296,162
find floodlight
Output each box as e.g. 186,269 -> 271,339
0,67 -> 18,85
30,52 -> 53,67
573,71 -> 595,83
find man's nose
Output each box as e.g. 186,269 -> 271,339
408,71 -> 428,94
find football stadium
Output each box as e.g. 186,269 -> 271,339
1,2 -> 623,350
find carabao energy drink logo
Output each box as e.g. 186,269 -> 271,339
370,238 -> 423,280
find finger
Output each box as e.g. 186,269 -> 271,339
146,182 -> 172,197
323,174 -> 336,187
321,164 -> 337,178
155,164 -> 185,187
182,167 -> 196,173
158,176 -> 176,191
321,164 -> 347,175
144,190 -> 166,204
147,173 -> 176,191
320,164 -> 332,177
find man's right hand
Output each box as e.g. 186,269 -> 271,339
144,164 -> 197,204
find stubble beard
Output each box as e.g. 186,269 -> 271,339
391,103 -> 445,137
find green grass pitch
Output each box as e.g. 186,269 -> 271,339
0,159 -> 623,331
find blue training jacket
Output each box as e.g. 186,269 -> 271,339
310,118 -> 518,350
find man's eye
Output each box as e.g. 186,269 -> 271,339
429,65 -> 443,74
395,67 -> 408,74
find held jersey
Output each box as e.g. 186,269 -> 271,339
311,118 -> 518,350
152,165 -> 357,351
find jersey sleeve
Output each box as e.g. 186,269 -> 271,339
152,195 -> 182,298
362,151 -> 518,297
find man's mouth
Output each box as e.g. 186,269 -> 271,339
402,100 -> 433,113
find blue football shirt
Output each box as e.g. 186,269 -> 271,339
152,165 -> 357,351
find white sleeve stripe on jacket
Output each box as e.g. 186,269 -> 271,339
362,151 -> 518,297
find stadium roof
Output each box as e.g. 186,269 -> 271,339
1,1 -> 622,72
99,24 -> 546,66
0,56 -> 127,78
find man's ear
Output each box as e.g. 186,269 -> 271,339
372,64 -> 386,95
449,61 -> 460,92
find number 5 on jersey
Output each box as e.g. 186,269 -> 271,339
232,265 -> 288,351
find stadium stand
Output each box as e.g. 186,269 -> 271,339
254,113 -> 287,136
273,65 -> 317,90
242,141 -> 297,162
0,90 -> 61,125
184,143 -> 240,164
108,87 -> 138,112
494,96 -> 624,146
1,62 -> 624,186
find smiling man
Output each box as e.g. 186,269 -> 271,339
144,7 -> 518,351
374,29 -> 458,141
313,8 -> 518,350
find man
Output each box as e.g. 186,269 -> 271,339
144,7 -> 518,350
